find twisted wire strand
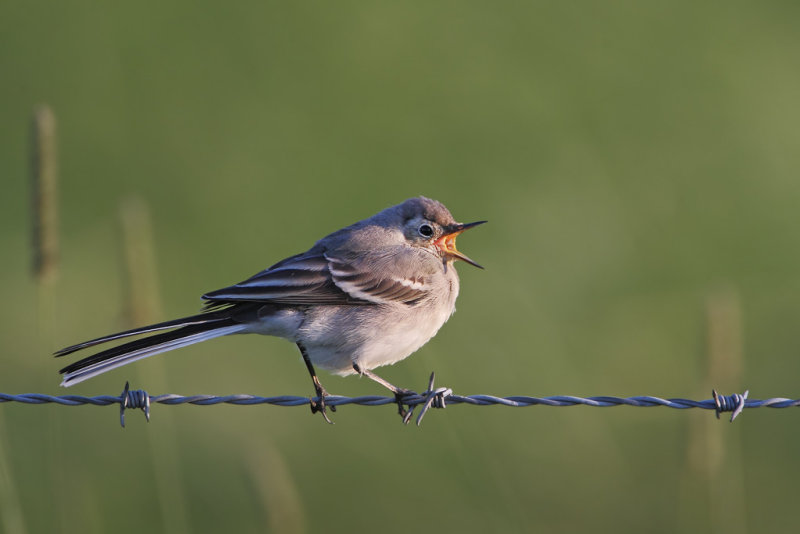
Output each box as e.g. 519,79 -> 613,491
1,381 -> 794,426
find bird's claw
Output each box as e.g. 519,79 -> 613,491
394,389 -> 418,424
310,385 -> 336,424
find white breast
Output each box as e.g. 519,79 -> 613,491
297,269 -> 460,375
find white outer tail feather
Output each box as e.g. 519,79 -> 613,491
60,325 -> 247,387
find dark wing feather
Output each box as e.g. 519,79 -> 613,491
326,256 -> 430,305
202,251 -> 432,306
202,253 -> 364,306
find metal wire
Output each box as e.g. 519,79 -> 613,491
1,376 -> 793,426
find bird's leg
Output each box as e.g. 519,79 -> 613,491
353,363 -> 416,420
297,342 -> 335,424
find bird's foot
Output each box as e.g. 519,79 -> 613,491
394,388 -> 418,424
310,383 -> 336,424
352,363 -> 418,423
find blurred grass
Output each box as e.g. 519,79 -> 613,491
2,1 -> 800,533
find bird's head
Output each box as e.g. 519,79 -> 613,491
399,197 -> 486,269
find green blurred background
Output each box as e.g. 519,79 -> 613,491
2,1 -> 800,533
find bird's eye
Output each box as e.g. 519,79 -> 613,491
418,224 -> 434,238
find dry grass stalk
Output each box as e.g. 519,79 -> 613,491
680,288 -> 747,532
120,196 -> 162,326
31,105 -> 59,285
120,197 -> 193,533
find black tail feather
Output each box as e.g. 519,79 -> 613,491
54,308 -> 236,357
58,320 -> 233,375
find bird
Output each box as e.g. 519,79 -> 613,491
55,196 -> 485,422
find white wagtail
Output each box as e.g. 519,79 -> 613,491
56,197 -> 485,422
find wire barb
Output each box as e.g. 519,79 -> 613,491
398,372 -> 453,426
120,381 -> 150,427
712,389 -> 749,422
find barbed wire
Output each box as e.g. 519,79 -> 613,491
2,374 -> 795,426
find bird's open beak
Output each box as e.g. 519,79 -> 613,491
435,220 -> 486,269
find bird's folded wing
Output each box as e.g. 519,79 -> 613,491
202,251 -> 430,306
